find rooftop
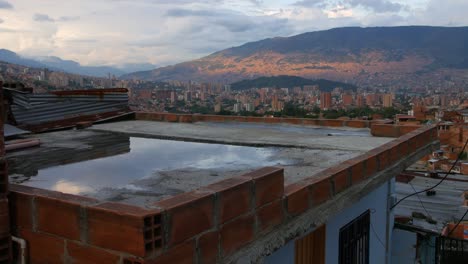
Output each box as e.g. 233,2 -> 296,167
395,173 -> 468,233
8,120 -> 393,207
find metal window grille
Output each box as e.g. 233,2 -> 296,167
437,236 -> 468,264
339,210 -> 370,264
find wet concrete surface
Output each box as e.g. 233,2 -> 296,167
8,121 -> 393,207
91,121 -> 391,151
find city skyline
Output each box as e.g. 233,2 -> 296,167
0,0 -> 467,67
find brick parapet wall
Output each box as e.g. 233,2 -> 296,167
135,112 -> 374,128
7,116 -> 438,263
134,112 -> 424,138
370,124 -> 422,137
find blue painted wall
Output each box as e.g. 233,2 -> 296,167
265,180 -> 393,264
325,181 -> 391,264
391,229 -> 416,264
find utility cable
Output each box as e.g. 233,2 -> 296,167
408,181 -> 431,219
391,137 -> 468,210
447,207 -> 468,237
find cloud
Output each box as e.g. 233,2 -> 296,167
294,0 -> 404,13
349,0 -> 403,13
0,18 -> 3,24
2,0 -> 468,68
33,13 -> 55,22
166,8 -> 218,17
58,16 -> 80,22
0,1 -> 12,9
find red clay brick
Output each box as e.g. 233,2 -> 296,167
9,191 -> 33,231
332,169 -> 350,194
322,120 -> 344,127
309,178 -> 331,206
36,196 -> 81,240
220,214 -> 255,257
164,114 -> 179,122
67,241 -> 120,264
246,117 -> 262,123
347,120 -> 368,128
365,154 -> 378,178
153,240 -> 195,264
178,114 -> 193,123
398,140 -> 409,156
198,231 -> 219,264
371,124 -> 400,137
19,229 -> 65,263
282,118 -> 303,125
389,144 -> 400,164
349,160 -> 365,184
135,112 -> 163,121
155,191 -> 214,246
302,119 -> 320,126
87,202 -> 158,257
206,177 -> 252,223
257,200 -> 284,231
232,116 -> 246,122
377,150 -> 390,171
284,183 -> 309,215
203,115 -> 225,122
264,117 -> 282,124
241,167 -> 284,207
400,125 -> 420,135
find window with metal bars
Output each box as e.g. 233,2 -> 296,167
339,210 -> 370,264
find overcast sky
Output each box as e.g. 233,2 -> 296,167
0,0 -> 467,67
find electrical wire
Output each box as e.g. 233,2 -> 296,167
369,208 -> 386,250
391,137 -> 468,210
408,181 -> 431,219
370,221 -> 386,250
447,207 -> 468,237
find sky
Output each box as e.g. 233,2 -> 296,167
0,0 -> 467,68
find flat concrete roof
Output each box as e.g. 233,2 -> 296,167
91,120 -> 391,151
8,120 -> 393,208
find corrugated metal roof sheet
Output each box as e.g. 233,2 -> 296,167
4,88 -> 132,132
395,174 -> 468,233
4,124 -> 30,137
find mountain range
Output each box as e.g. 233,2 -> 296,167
121,26 -> 468,86
0,49 -> 156,78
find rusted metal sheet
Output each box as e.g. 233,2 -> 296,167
5,88 -> 131,132
19,110 -> 134,133
50,88 -> 128,96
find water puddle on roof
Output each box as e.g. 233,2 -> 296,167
9,136 -> 291,197
205,122 -> 371,136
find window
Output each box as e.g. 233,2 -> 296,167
339,210 -> 370,264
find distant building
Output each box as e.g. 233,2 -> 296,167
356,94 -> 364,107
184,91 -> 192,102
320,92 -> 332,110
233,102 -> 242,113
214,103 -> 221,113
342,94 -> 353,106
383,94 -> 393,107
366,94 -> 377,107
244,103 -> 254,112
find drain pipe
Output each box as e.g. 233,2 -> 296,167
11,236 -> 26,264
